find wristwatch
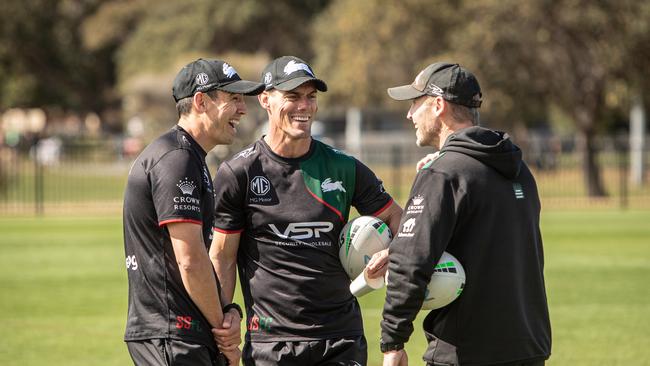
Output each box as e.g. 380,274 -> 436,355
222,303 -> 243,319
380,342 -> 404,353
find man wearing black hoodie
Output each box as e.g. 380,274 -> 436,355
380,63 -> 551,366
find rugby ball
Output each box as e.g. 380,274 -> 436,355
339,216 -> 392,279
421,252 -> 466,310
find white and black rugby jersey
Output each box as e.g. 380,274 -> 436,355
213,137 -> 394,342
123,125 -> 218,348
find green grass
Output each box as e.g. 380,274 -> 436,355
0,216 -> 129,365
1,211 -> 649,365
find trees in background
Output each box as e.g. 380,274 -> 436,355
0,0 -> 114,114
82,0 -> 330,86
312,0 -> 457,107
78,0 -> 331,140
1,0 -> 649,195
458,0 -> 650,196
313,0 -> 650,196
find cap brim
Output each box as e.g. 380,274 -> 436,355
387,85 -> 426,101
220,80 -> 266,96
273,76 -> 328,92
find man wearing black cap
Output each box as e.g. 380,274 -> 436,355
123,58 -> 264,365
210,56 -> 403,365
380,63 -> 551,366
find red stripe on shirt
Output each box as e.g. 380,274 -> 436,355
306,189 -> 345,223
371,198 -> 394,217
213,227 -> 244,234
158,218 -> 202,227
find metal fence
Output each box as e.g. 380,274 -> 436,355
0,144 -> 130,216
1,134 -> 649,216
357,134 -> 650,210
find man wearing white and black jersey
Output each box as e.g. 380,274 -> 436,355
210,56 -> 403,365
380,63 -> 551,366
123,58 -> 264,365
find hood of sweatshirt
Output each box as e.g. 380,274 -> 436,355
441,126 -> 522,179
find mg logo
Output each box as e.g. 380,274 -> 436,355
269,222 -> 334,240
250,176 -> 271,196
195,72 -> 209,85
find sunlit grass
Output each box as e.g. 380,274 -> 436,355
0,211 -> 649,365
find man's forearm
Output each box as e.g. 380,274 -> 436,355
215,259 -> 237,304
210,232 -> 241,305
169,222 -> 224,329
177,253 -> 224,328
378,201 -> 403,235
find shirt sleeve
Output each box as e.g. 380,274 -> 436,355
351,159 -> 394,216
150,149 -> 204,226
212,162 -> 246,233
380,169 -> 461,345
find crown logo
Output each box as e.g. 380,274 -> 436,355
177,178 -> 196,195
412,195 -> 424,205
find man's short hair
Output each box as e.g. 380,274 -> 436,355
175,90 -> 220,117
447,101 -> 480,126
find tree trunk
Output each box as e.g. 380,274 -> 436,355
578,128 -> 607,197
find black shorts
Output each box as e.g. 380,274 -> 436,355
242,336 -> 367,366
126,338 -> 227,366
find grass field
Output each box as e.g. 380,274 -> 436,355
0,210 -> 649,365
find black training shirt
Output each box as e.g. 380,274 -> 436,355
213,138 -> 393,341
123,126 -> 217,348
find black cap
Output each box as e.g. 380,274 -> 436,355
172,58 -> 265,102
261,56 -> 327,92
387,62 -> 482,108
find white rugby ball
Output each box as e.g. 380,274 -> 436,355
421,251 -> 466,310
339,216 -> 392,279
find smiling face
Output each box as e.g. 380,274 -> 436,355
203,90 -> 247,145
262,82 -> 318,141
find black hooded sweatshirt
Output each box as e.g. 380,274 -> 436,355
381,126 -> 551,365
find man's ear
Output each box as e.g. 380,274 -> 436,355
258,91 -> 270,110
192,92 -> 208,113
432,96 -> 446,117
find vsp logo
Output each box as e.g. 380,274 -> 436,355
125,255 -> 138,271
269,222 -> 334,240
